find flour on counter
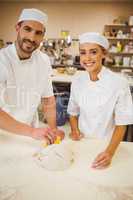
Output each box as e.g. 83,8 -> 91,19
34,141 -> 74,171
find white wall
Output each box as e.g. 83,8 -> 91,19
0,2 -> 133,42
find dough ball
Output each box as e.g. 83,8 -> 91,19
36,142 -> 74,171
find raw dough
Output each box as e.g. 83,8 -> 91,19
35,141 -> 74,171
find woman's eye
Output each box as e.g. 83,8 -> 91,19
91,50 -> 97,55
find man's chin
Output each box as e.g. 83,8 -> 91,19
22,47 -> 36,54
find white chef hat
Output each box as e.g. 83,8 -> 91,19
17,8 -> 48,27
79,32 -> 109,50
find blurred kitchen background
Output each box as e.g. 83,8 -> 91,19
0,0 -> 133,141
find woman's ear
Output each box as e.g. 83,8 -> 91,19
102,48 -> 108,65
102,48 -> 108,58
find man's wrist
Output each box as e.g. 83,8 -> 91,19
24,125 -> 34,137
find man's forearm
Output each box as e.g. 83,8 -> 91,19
42,96 -> 57,130
0,108 -> 33,136
45,106 -> 57,130
105,125 -> 126,156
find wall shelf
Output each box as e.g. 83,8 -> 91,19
107,37 -> 133,40
109,52 -> 133,56
104,24 -> 133,71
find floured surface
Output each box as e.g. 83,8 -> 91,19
0,130 -> 133,200
34,141 -> 74,171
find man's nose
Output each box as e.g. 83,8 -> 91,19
29,31 -> 36,42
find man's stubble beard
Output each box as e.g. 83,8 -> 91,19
17,34 -> 39,55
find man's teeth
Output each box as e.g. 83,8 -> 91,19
86,63 -> 94,66
25,41 -> 33,46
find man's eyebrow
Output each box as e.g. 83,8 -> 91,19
23,25 -> 45,33
23,25 -> 31,28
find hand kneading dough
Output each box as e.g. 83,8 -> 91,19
36,142 -> 74,171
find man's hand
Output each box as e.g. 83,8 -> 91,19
69,131 -> 84,141
91,150 -> 113,169
31,127 -> 56,144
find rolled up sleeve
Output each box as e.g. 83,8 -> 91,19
0,63 -> 8,108
41,63 -> 54,98
115,82 -> 133,125
67,81 -> 80,116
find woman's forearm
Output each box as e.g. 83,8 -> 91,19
69,115 -> 79,132
105,125 -> 126,156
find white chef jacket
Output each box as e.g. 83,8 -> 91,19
0,44 -> 53,127
67,66 -> 133,139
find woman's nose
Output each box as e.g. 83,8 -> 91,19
85,53 -> 92,60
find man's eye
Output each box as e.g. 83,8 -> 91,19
36,31 -> 44,36
24,27 -> 32,32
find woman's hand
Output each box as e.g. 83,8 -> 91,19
51,128 -> 65,140
69,130 -> 84,141
91,150 -> 113,169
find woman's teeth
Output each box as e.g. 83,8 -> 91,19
86,62 -> 95,66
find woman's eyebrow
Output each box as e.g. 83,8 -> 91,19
79,48 -> 98,51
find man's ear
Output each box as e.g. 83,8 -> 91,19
15,24 -> 19,32
15,22 -> 22,32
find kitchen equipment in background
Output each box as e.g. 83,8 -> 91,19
67,57 -> 73,65
103,24 -> 133,72
65,66 -> 77,75
41,36 -> 73,66
60,30 -> 69,38
56,67 -> 66,74
74,55 -> 80,65
128,42 -> 133,53
123,44 -> 130,53
55,92 -> 69,126
0,39 -> 4,49
52,82 -> 70,126
123,57 -> 130,67
113,16 -> 128,25
104,56 -> 115,67
129,16 -> 133,25
130,56 -> 133,68
116,41 -> 122,52
130,27 -> 133,38
114,56 -> 123,66
116,30 -> 124,39
109,44 -> 117,53
110,28 -> 117,37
